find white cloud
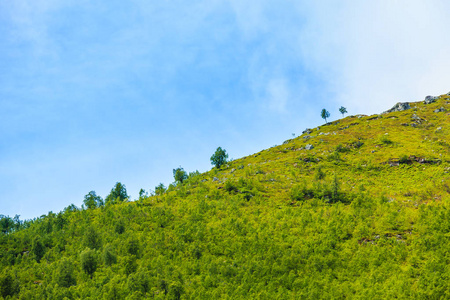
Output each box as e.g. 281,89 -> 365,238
297,1 -> 450,115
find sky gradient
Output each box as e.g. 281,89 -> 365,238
1,1 -> 450,219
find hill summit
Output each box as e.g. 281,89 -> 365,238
1,92 -> 450,299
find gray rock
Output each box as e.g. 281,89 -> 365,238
213,177 -> 219,182
424,95 -> 437,104
305,144 -> 314,150
383,102 -> 410,114
434,107 -> 446,113
437,127 -> 442,131
303,135 -> 311,140
231,168 -> 236,173
302,128 -> 313,134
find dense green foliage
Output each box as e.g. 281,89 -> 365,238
1,94 -> 450,298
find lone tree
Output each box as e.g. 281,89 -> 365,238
83,191 -> 104,209
105,182 -> 129,205
321,109 -> 330,123
210,147 -> 228,169
339,106 -> 348,117
173,167 -> 187,184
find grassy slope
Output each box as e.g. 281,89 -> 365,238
1,94 -> 450,299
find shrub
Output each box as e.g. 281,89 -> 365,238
127,238 -> 140,256
124,256 -> 138,275
399,155 -> 410,164
84,227 -> 102,250
115,221 -> 125,234
290,182 -> 313,201
55,258 -> 76,288
103,245 -> 117,266
315,166 -> 326,180
0,272 -> 19,298
31,237 -> 45,262
224,181 -> 239,193
81,248 -> 98,277
379,135 -> 393,145
335,144 -> 350,153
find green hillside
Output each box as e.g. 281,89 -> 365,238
1,93 -> 450,299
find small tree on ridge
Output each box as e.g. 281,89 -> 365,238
321,109 -> 330,123
210,147 -> 228,169
339,106 -> 348,117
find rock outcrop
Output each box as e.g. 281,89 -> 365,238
383,102 -> 410,114
424,95 -> 438,104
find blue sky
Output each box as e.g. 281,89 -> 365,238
1,1 -> 450,220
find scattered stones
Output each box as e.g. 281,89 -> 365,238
231,168 -> 236,173
424,95 -> 438,104
282,139 -> 293,145
434,107 -> 446,113
212,177 -> 219,182
436,127 -> 442,131
305,144 -> 314,150
303,135 -> 311,140
201,179 -> 208,182
302,128 -> 313,134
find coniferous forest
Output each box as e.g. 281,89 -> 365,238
1,94 -> 450,299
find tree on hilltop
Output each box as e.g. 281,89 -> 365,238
321,109 -> 330,123
83,191 -> 104,209
210,147 -> 228,169
339,106 -> 348,117
173,167 -> 187,184
105,182 -> 129,205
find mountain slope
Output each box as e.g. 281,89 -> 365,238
1,93 -> 450,299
